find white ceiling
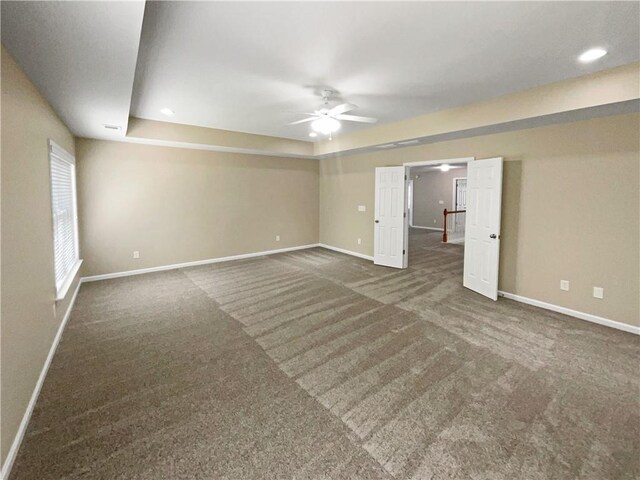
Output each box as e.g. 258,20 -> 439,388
131,1 -> 640,141
1,2 -> 638,145
1,1 -> 145,140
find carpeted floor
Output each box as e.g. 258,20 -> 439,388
9,230 -> 640,479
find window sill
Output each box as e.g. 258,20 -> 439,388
55,259 -> 83,301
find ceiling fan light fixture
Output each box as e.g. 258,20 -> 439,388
311,116 -> 340,135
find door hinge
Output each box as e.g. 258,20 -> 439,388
403,249 -> 406,255
404,175 -> 407,180
403,212 -> 406,218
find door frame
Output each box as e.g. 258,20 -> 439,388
407,179 -> 414,227
402,157 -> 474,266
403,158 -> 474,168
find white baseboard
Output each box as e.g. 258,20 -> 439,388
410,225 -> 443,231
1,279 -> 82,480
447,238 -> 465,245
81,244 -> 321,282
318,243 -> 374,261
498,291 -> 639,335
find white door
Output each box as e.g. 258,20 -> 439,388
374,166 -> 406,268
463,158 -> 503,300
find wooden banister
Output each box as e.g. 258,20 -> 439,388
442,208 -> 466,243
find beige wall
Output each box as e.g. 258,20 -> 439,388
76,139 -> 319,277
320,113 -> 639,328
1,47 -> 80,465
412,167 -> 467,229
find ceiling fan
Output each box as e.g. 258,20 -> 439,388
287,90 -> 377,139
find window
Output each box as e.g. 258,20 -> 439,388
49,139 -> 81,299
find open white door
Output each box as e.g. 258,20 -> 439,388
374,166 -> 406,268
463,157 -> 503,300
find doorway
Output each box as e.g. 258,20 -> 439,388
373,157 -> 504,300
407,160 -> 469,292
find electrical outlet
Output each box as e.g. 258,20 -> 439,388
433,219 -> 437,224
560,280 -> 570,291
438,200 -> 444,205
593,287 -> 604,299
358,205 -> 366,212
357,238 -> 362,245
275,235 -> 280,242
133,251 -> 140,259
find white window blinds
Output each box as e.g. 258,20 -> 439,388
49,140 -> 80,298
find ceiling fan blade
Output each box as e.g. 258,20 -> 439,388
334,114 -> 378,124
286,117 -> 316,126
328,103 -> 356,116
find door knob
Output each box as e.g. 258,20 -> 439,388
489,234 -> 497,239
375,220 -> 379,223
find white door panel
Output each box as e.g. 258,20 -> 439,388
374,166 -> 406,268
463,158 -> 503,300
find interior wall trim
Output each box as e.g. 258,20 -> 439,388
1,279 -> 82,480
318,243 -> 375,261
110,135 -> 316,160
498,291 -> 639,335
81,244 -> 321,282
97,101 -> 640,161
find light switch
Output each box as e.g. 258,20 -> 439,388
358,205 -> 366,212
560,280 -> 569,291
593,287 -> 604,299
438,200 -> 444,205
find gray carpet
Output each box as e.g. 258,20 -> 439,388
9,230 -> 640,479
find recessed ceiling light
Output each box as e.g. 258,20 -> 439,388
309,132 -> 317,138
160,108 -> 175,116
578,48 -> 607,63
439,164 -> 451,172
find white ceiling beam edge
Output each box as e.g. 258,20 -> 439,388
107,99 -> 638,161
109,136 -> 317,160
316,100 -> 640,160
